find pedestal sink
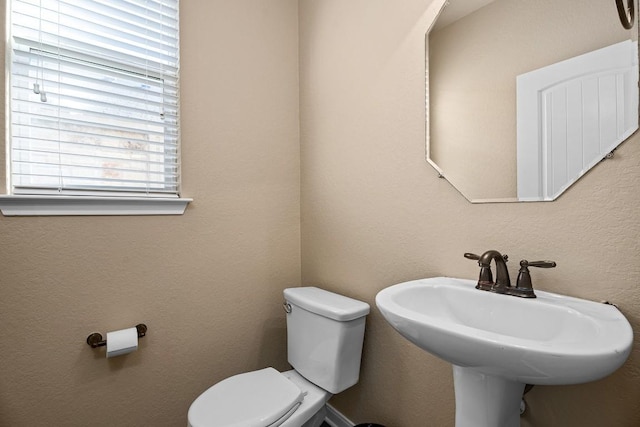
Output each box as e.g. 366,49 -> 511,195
375,277 -> 633,427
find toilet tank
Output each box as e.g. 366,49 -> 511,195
283,287 -> 370,394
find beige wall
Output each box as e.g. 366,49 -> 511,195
0,1 -> 300,426
300,0 -> 640,426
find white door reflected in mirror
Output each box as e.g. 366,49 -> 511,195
516,41 -> 638,201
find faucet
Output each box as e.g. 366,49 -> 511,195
464,250 -> 511,292
464,251 -> 556,298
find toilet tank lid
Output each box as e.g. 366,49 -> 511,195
284,287 -> 370,321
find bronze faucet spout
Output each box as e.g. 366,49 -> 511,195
478,250 -> 511,292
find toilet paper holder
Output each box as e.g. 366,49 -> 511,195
86,323 -> 147,348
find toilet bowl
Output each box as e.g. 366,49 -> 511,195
188,368 -> 331,427
187,287 -> 370,427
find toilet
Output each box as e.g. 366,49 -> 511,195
188,286 -> 370,427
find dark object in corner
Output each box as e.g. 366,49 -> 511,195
616,0 -> 635,29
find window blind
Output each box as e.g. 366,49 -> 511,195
9,0 -> 180,197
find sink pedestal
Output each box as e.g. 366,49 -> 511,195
453,366 -> 525,427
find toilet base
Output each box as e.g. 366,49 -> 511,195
280,370 -> 332,427
300,405 -> 327,427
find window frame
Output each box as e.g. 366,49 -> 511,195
2,0 -> 190,216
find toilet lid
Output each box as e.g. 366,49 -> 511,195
188,367 -> 304,427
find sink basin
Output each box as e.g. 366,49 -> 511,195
376,277 -> 633,426
376,277 -> 632,384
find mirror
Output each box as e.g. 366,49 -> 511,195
427,0 -> 639,202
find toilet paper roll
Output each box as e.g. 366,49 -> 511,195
106,327 -> 138,358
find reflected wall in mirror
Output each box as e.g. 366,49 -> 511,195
427,0 -> 639,203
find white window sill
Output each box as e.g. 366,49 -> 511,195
0,195 -> 192,216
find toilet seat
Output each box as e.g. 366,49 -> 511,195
188,367 -> 304,427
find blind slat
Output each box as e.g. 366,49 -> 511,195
13,28 -> 178,71
13,83 -> 171,120
13,160 -> 179,180
12,122 -> 176,147
12,112 -> 178,141
10,0 -> 180,198
13,49 -> 179,90
13,147 -> 179,167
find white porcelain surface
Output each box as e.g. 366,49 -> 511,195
280,370 -> 331,427
285,287 -> 369,393
187,368 -> 331,427
188,287 -> 368,427
187,368 -> 303,427
376,277 -> 633,385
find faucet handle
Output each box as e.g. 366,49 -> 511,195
464,252 -> 495,290
512,259 -> 557,298
463,252 -> 480,260
525,260 -> 557,268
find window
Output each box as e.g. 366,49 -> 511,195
2,0 -> 190,215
